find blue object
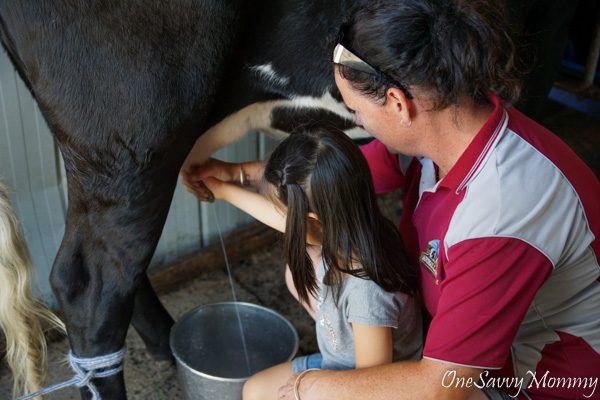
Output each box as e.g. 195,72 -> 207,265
548,87 -> 600,119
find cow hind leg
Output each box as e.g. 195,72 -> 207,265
131,275 -> 174,364
0,179 -> 66,398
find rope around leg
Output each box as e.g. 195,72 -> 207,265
14,347 -> 126,400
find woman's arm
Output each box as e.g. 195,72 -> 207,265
352,324 -> 393,368
279,358 -> 484,400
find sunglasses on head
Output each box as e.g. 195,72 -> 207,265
332,24 -> 412,99
333,43 -> 379,76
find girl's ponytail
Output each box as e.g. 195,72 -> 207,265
283,184 -> 318,305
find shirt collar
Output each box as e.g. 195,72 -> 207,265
439,93 -> 508,192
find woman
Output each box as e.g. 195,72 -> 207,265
278,0 -> 600,399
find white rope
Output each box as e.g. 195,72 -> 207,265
14,347 -> 126,400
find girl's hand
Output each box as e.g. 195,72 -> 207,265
199,176 -> 226,201
180,158 -> 236,199
183,175 -> 228,203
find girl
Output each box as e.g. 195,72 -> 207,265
183,127 -> 422,400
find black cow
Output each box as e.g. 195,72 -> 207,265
0,0 -> 367,398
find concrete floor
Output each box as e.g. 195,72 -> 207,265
0,100 -> 599,400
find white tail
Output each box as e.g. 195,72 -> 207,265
0,179 -> 66,398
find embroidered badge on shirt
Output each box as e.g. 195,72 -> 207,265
420,240 -> 440,284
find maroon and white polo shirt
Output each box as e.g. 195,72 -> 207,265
361,95 -> 600,399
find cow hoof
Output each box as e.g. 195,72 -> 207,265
153,357 -> 175,371
144,348 -> 175,367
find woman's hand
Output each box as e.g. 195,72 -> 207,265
278,369 -> 327,400
278,371 -> 303,399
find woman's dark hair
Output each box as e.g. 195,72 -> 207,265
336,0 -> 523,109
264,126 -> 418,305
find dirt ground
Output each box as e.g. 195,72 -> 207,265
0,100 -> 598,399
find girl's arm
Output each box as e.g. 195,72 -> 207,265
202,177 -> 286,233
352,324 -> 393,368
183,159 -> 323,244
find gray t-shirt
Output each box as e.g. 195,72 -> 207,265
315,259 -> 423,370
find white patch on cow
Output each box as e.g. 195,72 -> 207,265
289,91 -> 354,120
287,91 -> 371,140
250,63 -> 290,87
183,90 -> 371,169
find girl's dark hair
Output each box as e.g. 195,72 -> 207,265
264,126 -> 418,305
337,0 -> 523,109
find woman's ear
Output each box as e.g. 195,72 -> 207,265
307,212 -> 320,222
386,87 -> 411,123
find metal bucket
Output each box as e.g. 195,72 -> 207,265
170,302 -> 299,400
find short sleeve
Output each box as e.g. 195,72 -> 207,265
423,237 -> 553,369
343,277 -> 404,328
360,139 -> 406,194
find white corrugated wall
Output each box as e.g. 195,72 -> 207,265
0,50 -> 277,307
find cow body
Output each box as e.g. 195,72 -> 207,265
0,0 -> 365,398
